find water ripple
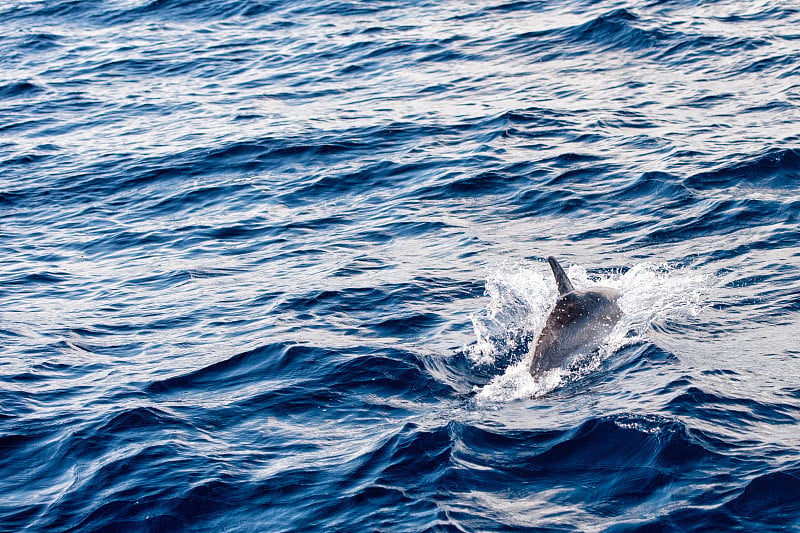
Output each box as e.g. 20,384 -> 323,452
2,0 -> 800,530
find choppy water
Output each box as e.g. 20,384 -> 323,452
2,0 -> 800,531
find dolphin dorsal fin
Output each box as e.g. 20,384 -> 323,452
548,256 -> 574,295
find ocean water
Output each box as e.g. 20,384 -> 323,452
2,0 -> 800,530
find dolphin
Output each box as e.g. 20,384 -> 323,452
530,257 -> 622,375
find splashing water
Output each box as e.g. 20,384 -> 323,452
468,265 -> 553,366
470,260 -> 715,405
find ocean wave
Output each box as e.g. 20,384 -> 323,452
687,147 -> 800,190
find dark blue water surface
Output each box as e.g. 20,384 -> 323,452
3,0 -> 800,531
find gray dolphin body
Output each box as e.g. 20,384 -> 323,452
530,257 -> 622,375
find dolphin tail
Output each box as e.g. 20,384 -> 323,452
548,256 -> 574,295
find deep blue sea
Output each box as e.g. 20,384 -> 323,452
2,0 -> 800,531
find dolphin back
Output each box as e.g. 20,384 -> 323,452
548,256 -> 574,295
531,277 -> 622,375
